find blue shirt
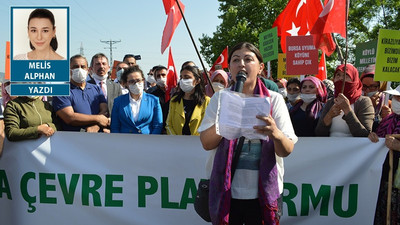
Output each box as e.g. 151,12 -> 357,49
52,82 -> 107,131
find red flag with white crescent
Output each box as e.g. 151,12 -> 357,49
209,46 -> 228,74
166,47 -> 177,102
311,0 -> 348,38
316,52 -> 327,80
161,0 -> 185,54
272,0 -> 323,53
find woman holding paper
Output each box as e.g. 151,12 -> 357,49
198,42 -> 297,225
315,64 -> 374,137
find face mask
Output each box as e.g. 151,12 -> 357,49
392,98 -> 400,115
157,77 -> 167,87
287,93 -> 300,102
129,82 -> 144,95
300,93 -> 317,104
4,85 -> 11,95
71,68 -> 88,83
212,82 -> 225,92
179,78 -> 195,93
92,73 -> 108,81
278,88 -> 287,98
116,69 -> 124,81
366,91 -> 378,97
147,75 -> 156,84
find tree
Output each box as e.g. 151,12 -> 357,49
199,0 -> 286,66
200,0 -> 400,82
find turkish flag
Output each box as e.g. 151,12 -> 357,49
161,0 -> 185,54
166,47 -> 178,102
316,52 -> 327,80
311,0 -> 348,38
313,33 -> 336,56
272,0 -> 323,53
209,46 -> 228,74
162,0 -> 174,14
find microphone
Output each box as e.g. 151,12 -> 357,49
234,71 -> 247,93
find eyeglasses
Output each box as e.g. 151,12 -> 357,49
127,79 -> 143,85
362,84 -> 379,91
287,87 -> 300,92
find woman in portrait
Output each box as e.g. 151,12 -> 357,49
14,8 -> 64,60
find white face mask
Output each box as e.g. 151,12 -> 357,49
278,88 -> 287,98
392,98 -> 400,115
287,93 -> 300,102
71,68 -> 88,83
116,69 -> 124,81
301,93 -> 317,104
129,82 -> 144,95
92,73 -> 108,81
366,91 -> 378,97
157,77 -> 167,87
147,75 -> 156,84
179,78 -> 195,93
4,85 -> 11,95
212,82 -> 225,92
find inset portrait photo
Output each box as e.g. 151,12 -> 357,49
12,7 -> 68,60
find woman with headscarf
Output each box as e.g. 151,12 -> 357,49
205,70 -> 229,97
290,76 -> 327,136
368,85 -> 400,224
315,64 -> 374,137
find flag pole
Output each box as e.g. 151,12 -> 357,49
332,34 -> 344,64
340,0 -> 349,93
175,0 -> 215,93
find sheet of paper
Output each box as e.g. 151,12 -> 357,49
217,90 -> 271,140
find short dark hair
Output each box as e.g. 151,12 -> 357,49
121,65 -> 144,83
28,8 -> 58,51
90,53 -> 109,67
228,42 -> 263,65
70,54 -> 88,66
123,54 -> 135,62
154,66 -> 168,78
287,78 -> 301,87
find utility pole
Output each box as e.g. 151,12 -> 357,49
100,39 -> 121,64
79,42 -> 84,56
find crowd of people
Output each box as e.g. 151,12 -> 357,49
1,40 -> 400,224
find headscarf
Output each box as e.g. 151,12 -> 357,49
205,70 -> 229,97
376,113 -> 400,137
210,78 -> 279,225
1,82 -> 11,107
334,64 -> 363,104
290,76 -> 327,120
275,78 -> 287,88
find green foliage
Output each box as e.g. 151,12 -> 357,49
199,0 -> 287,67
200,0 -> 400,79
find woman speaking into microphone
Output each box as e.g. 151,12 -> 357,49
198,42 -> 297,225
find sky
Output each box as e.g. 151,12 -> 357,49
0,0 -> 222,76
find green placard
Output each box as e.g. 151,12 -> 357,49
355,40 -> 377,74
375,29 -> 400,81
259,27 -> 278,62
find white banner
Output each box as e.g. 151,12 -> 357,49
0,133 -> 388,225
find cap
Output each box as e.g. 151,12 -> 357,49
384,85 -> 400,96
